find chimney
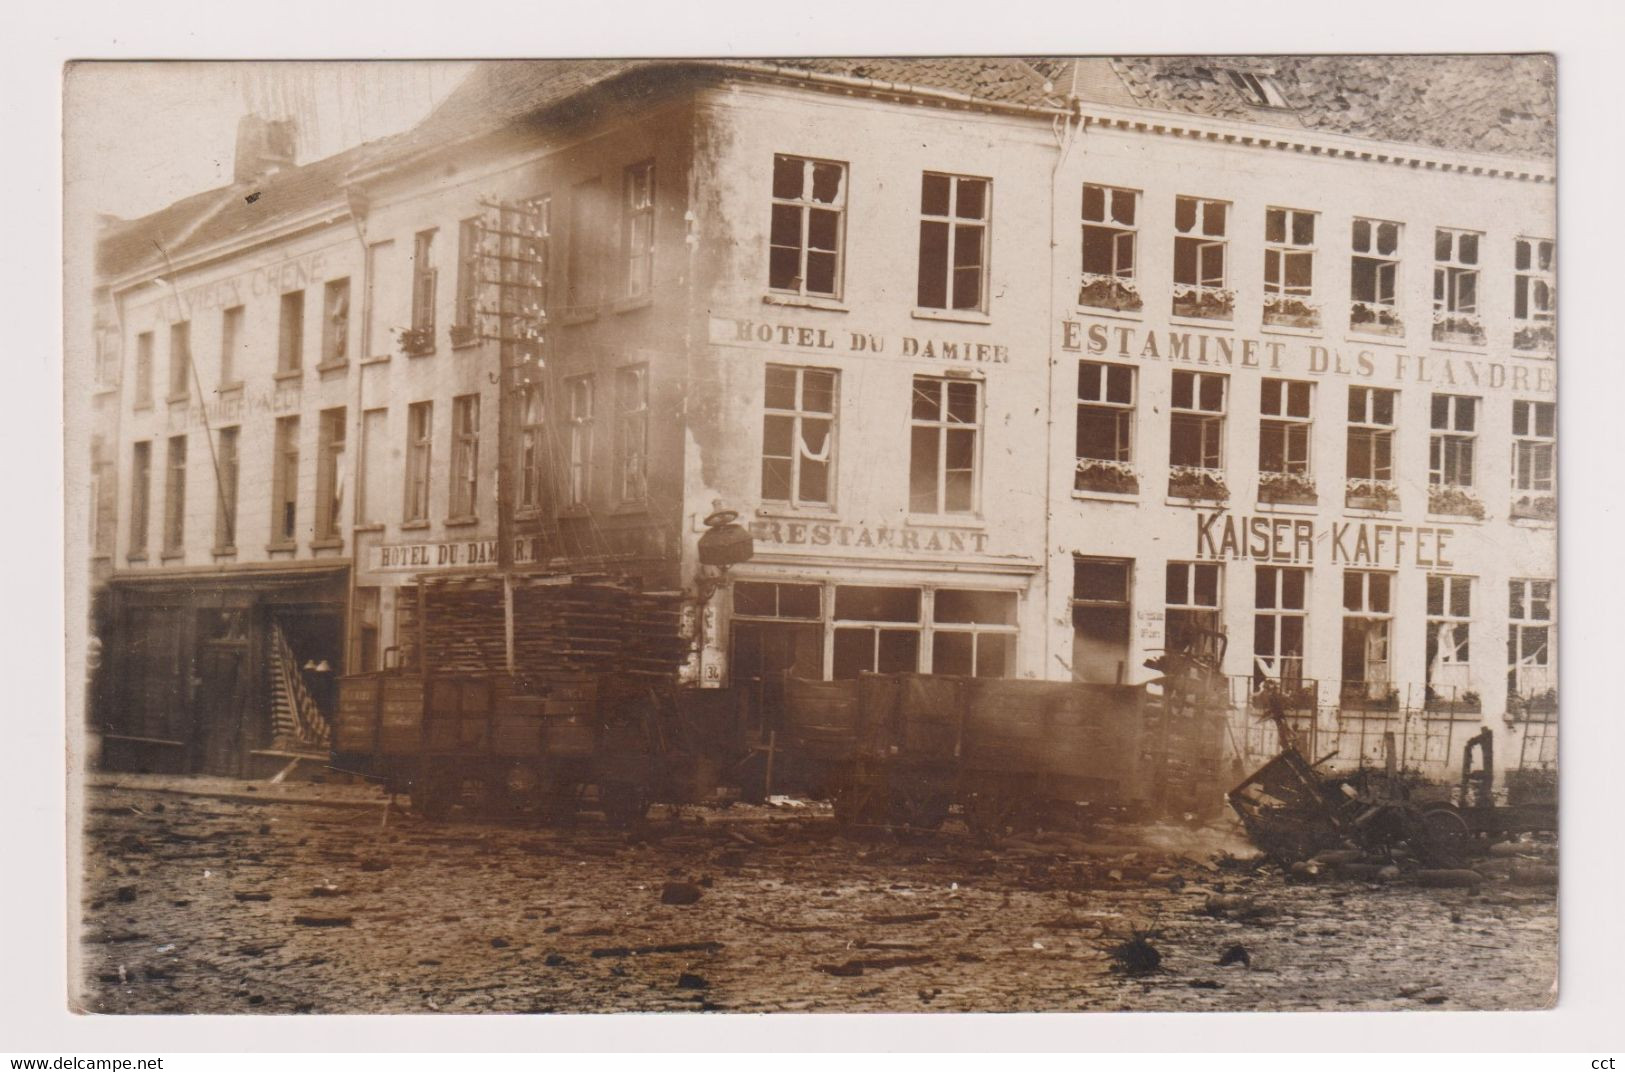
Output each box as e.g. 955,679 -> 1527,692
233,115 -> 297,185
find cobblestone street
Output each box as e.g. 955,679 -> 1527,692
76,778 -> 1557,1014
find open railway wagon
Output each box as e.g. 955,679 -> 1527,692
332,573 -> 754,824
779,671 -> 1230,839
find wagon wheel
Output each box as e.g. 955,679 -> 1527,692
408,764 -> 456,821
832,779 -> 886,830
887,776 -> 952,832
963,787 -> 1027,844
599,781 -> 652,829
1410,805 -> 1472,869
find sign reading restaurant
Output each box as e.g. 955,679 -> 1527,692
750,517 -> 992,555
1061,317 -> 1556,395
1193,512 -> 1457,569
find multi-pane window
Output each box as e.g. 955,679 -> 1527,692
1172,196 -> 1231,320
567,179 -> 606,312
517,382 -> 545,514
1429,394 -> 1478,488
1351,218 -> 1403,335
129,441 -> 151,557
762,365 -> 835,508
411,230 -> 437,334
272,416 -> 300,546
909,376 -> 980,515
278,290 -> 304,373
623,162 -> 655,300
1340,570 -> 1393,701
917,172 -> 989,312
931,589 -> 1017,678
616,365 -> 650,503
1508,579 -> 1554,701
832,585 -> 921,680
455,217 -> 481,332
220,306 -> 244,386
1433,228 -> 1484,344
450,394 -> 480,520
162,434 -> 186,555
1425,574 -> 1473,699
134,331 -> 154,406
1080,184 -> 1140,310
168,320 -> 191,399
566,375 -> 595,509
214,426 -> 239,551
1513,238 -> 1555,352
769,154 -> 846,299
315,407 -> 346,540
1262,208 -> 1318,328
1259,379 -> 1313,475
1346,387 -> 1397,484
1071,557 -> 1132,685
322,278 -> 350,363
404,401 -> 433,524
1165,562 -> 1221,652
1511,399 -> 1555,493
1170,370 -> 1227,470
1076,361 -> 1136,494
1254,566 -> 1307,688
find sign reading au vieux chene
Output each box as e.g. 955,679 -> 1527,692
1194,512 -> 1456,569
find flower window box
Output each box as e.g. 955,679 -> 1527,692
1428,485 -> 1486,519
1257,471 -> 1318,505
449,323 -> 481,348
1350,302 -> 1403,337
1078,275 -> 1143,313
1431,311 -> 1485,346
399,327 -> 436,357
1171,286 -> 1235,322
1345,478 -> 1399,512
1168,465 -> 1229,502
1510,494 -> 1556,522
1262,294 -> 1321,330
1075,458 -> 1139,495
1513,322 -> 1555,353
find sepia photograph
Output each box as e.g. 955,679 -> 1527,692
61,50 -> 1563,1021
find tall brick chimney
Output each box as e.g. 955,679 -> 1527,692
233,115 -> 297,185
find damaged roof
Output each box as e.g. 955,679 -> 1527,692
100,55 -> 1553,284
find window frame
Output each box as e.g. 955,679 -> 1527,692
1513,237 -> 1555,353
214,425 -> 239,552
162,433 -> 187,555
1165,560 -> 1222,652
1346,386 -> 1398,484
411,229 -> 438,335
314,406 -> 347,541
761,364 -> 838,509
278,290 -> 305,373
321,277 -> 351,365
449,394 -> 481,521
908,375 -> 982,516
403,401 -> 433,525
1507,578 -> 1554,699
134,331 -> 154,407
831,583 -> 923,680
915,171 -> 990,313
168,320 -> 191,401
768,153 -> 848,300
1425,573 -> 1474,696
1429,393 -> 1479,488
616,364 -> 650,505
219,305 -> 244,387
271,415 -> 300,548
1172,196 -> 1231,319
1258,378 -> 1314,477
1169,369 -> 1228,472
517,380 -> 546,516
1511,399 -> 1556,494
622,162 -> 656,301
454,217 -> 482,333
565,374 -> 596,510
929,587 -> 1018,679
1253,565 -> 1308,688
1350,217 -> 1403,334
128,440 -> 151,558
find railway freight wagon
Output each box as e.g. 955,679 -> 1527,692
780,672 -> 1230,838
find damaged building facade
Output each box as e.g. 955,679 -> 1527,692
86,58 -> 1555,781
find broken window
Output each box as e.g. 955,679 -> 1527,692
1511,399 -> 1555,493
761,365 -> 836,508
1351,218 -> 1402,336
129,440 -> 151,557
566,375 -> 595,509
1513,237 -> 1555,352
734,581 -> 822,620
315,406 -> 346,540
1072,557 -> 1132,684
168,320 -> 191,400
410,230 -> 437,335
1080,184 -> 1139,307
909,376 -> 979,515
271,415 -> 300,546
1169,369 -> 1226,471
1433,228 -> 1484,344
449,395 -> 480,520
1425,574 -> 1473,700
518,382 -> 545,514
1165,561 -> 1221,654
1429,394 -> 1477,488
1254,566 -> 1307,690
616,365 -> 649,503
1226,70 -> 1289,108
1263,208 -> 1318,328
832,585 -> 921,679
1172,196 -> 1231,320
1346,386 -> 1397,485
214,426 -> 238,552
454,218 -> 481,333
404,401 -> 433,524
623,162 -> 655,300
162,433 -> 186,555
322,277 -> 350,364
732,582 -> 827,713
1258,378 -> 1313,476
917,172 -> 988,312
931,588 -> 1017,678
134,331 -> 154,406
1076,361 -> 1136,493
769,154 -> 846,299
1341,570 -> 1393,702
1507,578 -> 1554,702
